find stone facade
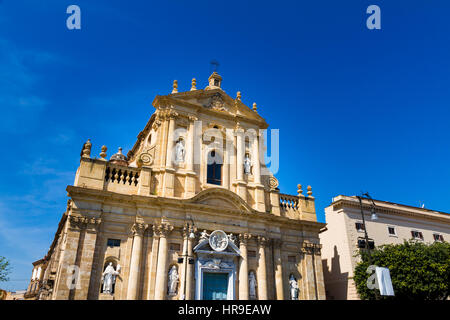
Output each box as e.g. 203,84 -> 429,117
320,195 -> 450,300
27,72 -> 326,300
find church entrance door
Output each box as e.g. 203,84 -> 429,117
202,273 -> 228,300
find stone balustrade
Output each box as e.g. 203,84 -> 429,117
104,164 -> 140,194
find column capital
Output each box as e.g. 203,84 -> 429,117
154,223 -> 174,238
131,222 -> 148,237
301,242 -> 321,254
68,215 -> 101,231
239,233 -> 252,245
257,235 -> 268,247
167,110 -> 179,120
182,223 -> 196,240
188,115 -> 198,122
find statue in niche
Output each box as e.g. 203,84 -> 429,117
175,139 -> 185,163
102,262 -> 120,294
168,266 -> 179,296
244,154 -> 252,174
289,274 -> 299,300
249,271 -> 257,298
199,230 -> 210,243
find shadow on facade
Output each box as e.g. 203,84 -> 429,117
322,246 -> 348,300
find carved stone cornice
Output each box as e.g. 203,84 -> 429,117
154,223 -> 174,238
257,235 -> 268,247
131,222 -> 148,237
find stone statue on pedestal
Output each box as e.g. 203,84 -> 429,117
289,274 -> 299,300
168,266 -> 179,295
102,262 -> 120,294
175,139 -> 185,163
199,230 -> 210,243
249,271 -> 257,298
244,154 -> 252,174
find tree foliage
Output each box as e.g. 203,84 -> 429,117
354,240 -> 450,300
0,256 -> 11,282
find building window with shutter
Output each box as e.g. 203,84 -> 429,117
411,230 -> 423,240
433,233 -> 444,242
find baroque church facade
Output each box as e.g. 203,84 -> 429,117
25,72 -> 326,300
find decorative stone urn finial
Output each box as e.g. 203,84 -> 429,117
100,145 -> 107,160
307,185 -> 313,197
82,139 -> 92,158
236,91 -> 241,101
252,102 -> 257,112
297,184 -> 303,196
191,78 -> 197,91
172,80 -> 178,93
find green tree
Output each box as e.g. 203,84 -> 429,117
0,256 -> 11,282
354,240 -> 450,300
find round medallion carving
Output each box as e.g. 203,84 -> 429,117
209,230 -> 228,252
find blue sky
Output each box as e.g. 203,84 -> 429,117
0,0 -> 449,291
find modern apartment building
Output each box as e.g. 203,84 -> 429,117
320,195 -> 450,300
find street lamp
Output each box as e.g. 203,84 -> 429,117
356,192 -> 378,264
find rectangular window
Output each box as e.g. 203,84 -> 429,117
411,230 -> 423,240
388,226 -> 396,236
248,250 -> 257,258
355,222 -> 365,232
169,243 -> 181,251
433,234 -> 444,242
107,239 -> 121,247
288,255 -> 296,263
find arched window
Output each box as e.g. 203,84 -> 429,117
207,150 -> 222,185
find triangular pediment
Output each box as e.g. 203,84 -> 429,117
187,188 -> 254,213
157,89 -> 267,125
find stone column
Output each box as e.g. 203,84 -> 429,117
186,116 -> 196,172
165,111 -> 177,169
154,223 -> 174,300
238,233 -> 251,300
235,125 -> 247,201
273,239 -> 284,300
252,131 -> 261,184
126,223 -> 147,300
185,225 -> 195,300
179,225 -> 189,299
236,127 -> 244,182
53,216 -> 85,300
257,236 -> 268,300
185,116 -> 197,198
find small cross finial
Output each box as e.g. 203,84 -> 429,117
191,78 -> 197,91
210,60 -> 220,73
297,184 -> 303,196
172,80 -> 178,93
